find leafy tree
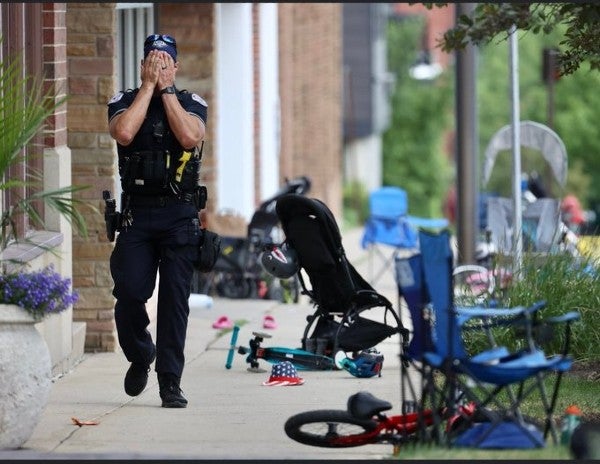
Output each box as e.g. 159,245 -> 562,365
383,15 -> 453,218
419,3 -> 600,211
385,4 -> 600,220
473,16 -> 600,208
429,3 -> 600,76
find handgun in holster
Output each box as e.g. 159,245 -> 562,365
103,190 -> 121,242
194,185 -> 208,211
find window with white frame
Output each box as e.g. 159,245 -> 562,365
0,3 -> 44,240
113,4 -> 154,201
115,3 -> 154,92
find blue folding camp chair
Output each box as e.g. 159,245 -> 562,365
361,186 -> 447,285
395,229 -> 580,449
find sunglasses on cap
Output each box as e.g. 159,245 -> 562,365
144,34 -> 176,47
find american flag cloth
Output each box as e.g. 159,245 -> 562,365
262,361 -> 305,386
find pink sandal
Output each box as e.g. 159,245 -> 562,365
263,315 -> 278,330
212,315 -> 233,329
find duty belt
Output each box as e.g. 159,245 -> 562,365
127,194 -> 193,208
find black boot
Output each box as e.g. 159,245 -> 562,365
158,373 -> 188,408
124,350 -> 155,397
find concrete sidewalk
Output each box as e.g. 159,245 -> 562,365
1,228 -> 413,460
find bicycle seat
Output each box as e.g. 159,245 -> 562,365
347,391 -> 392,420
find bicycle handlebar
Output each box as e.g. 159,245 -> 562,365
258,176 -> 312,212
284,175 -> 311,196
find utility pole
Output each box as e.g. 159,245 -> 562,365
543,47 -> 559,197
543,47 -> 560,130
455,3 -> 478,265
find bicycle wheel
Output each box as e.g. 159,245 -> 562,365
453,264 -> 494,305
284,410 -> 378,448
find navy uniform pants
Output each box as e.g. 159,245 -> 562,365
110,201 -> 200,378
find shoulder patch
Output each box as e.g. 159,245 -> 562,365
191,93 -> 208,107
108,92 -> 124,104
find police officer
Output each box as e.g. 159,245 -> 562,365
107,34 -> 207,408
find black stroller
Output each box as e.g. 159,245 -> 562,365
194,176 -> 311,301
275,194 -> 409,357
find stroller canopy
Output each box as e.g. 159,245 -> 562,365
276,194 -> 389,313
276,194 -> 404,353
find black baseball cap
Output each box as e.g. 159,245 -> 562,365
143,34 -> 177,61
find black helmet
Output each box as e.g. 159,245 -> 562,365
259,244 -> 299,279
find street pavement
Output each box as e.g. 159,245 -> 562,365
1,228 -> 417,461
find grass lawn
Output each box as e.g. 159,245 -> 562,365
388,369 -> 599,460
393,443 -> 571,460
318,216 -> 599,460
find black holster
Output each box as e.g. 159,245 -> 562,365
195,228 -> 221,272
194,185 -> 208,210
103,190 -> 121,242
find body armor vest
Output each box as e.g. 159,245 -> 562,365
117,89 -> 200,197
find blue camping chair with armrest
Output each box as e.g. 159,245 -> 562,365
394,246 -> 517,444
396,229 -> 580,448
419,229 -> 579,448
394,245 -> 513,443
361,186 -> 447,286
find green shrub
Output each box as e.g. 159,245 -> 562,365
465,251 -> 600,363
343,180 -> 369,228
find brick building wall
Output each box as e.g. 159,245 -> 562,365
65,3 -> 218,352
278,4 -> 343,217
64,3 -> 343,352
66,3 -> 118,352
42,3 -> 68,149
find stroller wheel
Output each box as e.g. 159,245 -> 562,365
215,273 -> 253,299
191,269 -> 214,295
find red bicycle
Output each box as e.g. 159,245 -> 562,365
284,391 -> 477,450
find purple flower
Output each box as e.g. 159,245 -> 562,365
0,264 -> 78,321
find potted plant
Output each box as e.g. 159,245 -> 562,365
0,265 -> 79,321
0,45 -> 90,449
0,266 -> 80,449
